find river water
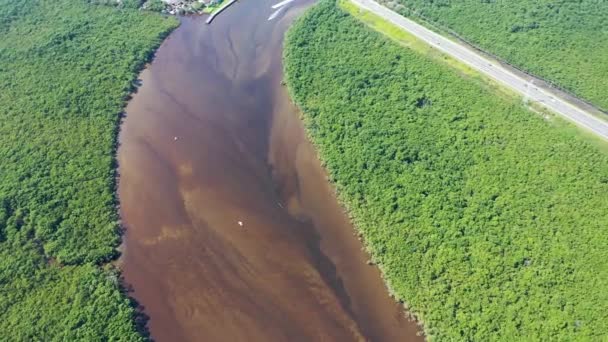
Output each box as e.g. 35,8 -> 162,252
118,1 -> 422,340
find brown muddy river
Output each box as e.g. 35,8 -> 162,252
118,1 -> 422,341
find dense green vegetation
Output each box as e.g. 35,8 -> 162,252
88,0 -> 144,9
379,0 -> 608,111
0,0 -> 177,338
284,1 -> 608,340
143,0 -> 168,12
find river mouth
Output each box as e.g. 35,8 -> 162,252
118,1 -> 422,340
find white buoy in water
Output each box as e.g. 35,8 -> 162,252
174,136 -> 178,141
238,221 -> 244,227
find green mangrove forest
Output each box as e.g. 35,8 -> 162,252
0,0 -> 177,338
380,0 -> 608,111
284,1 -> 608,340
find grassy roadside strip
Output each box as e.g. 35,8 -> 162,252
339,0 -> 473,76
340,0 -> 555,114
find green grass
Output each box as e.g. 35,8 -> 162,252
338,0 -> 523,111
0,0 -> 178,338
203,0 -> 226,14
284,1 -> 608,340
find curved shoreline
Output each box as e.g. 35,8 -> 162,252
113,20 -> 180,338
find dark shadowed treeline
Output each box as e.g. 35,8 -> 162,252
380,0 -> 608,111
0,0 -> 177,339
284,1 -> 608,340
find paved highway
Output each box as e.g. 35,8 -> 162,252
351,0 -> 608,141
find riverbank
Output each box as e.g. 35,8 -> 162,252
284,1 -> 608,340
